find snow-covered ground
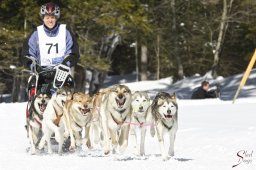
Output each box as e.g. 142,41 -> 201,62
0,70 -> 256,170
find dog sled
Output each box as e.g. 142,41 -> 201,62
25,56 -> 75,153
25,56 -> 73,117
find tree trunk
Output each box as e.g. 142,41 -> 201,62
212,0 -> 234,78
135,40 -> 139,81
24,18 -> 27,38
156,34 -> 160,80
140,45 -> 148,81
171,0 -> 184,79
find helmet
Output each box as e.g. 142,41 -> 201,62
40,2 -> 60,19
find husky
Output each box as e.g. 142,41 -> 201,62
89,88 -> 110,148
98,85 -> 132,155
38,87 -> 72,155
26,93 -> 50,154
130,91 -> 151,156
148,92 -> 178,161
63,92 -> 93,151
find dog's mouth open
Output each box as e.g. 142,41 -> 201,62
164,114 -> 172,119
61,100 -> 65,106
115,97 -> 126,108
38,103 -> 47,112
79,107 -> 90,116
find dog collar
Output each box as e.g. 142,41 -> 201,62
155,111 -> 174,131
113,107 -> 126,114
134,116 -> 144,127
161,120 -> 173,131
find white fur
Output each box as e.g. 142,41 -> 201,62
99,85 -> 132,155
130,92 -> 151,156
148,94 -> 178,161
38,90 -> 70,155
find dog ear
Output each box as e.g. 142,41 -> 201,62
157,98 -> 164,105
143,91 -> 150,101
72,92 -> 76,99
170,93 -> 176,101
132,91 -> 139,99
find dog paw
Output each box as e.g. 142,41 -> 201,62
140,152 -> 145,157
104,150 -> 110,155
162,156 -> 169,161
75,140 -> 82,146
58,150 -> 63,156
168,151 -> 174,156
64,131 -> 69,138
119,145 -> 128,154
38,142 -> 45,150
30,148 -> 36,155
169,151 -> 174,157
48,150 -> 53,154
133,151 -> 139,156
69,145 -> 76,152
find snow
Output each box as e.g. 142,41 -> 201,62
0,70 -> 256,170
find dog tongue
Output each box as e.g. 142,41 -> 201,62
82,108 -> 90,113
116,98 -> 125,106
165,115 -> 172,118
39,104 -> 46,112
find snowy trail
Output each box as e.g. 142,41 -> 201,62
0,99 -> 255,170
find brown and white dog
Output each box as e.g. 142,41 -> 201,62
26,93 -> 50,154
38,87 -> 72,155
147,92 -> 178,161
97,85 -> 132,155
63,92 -> 93,151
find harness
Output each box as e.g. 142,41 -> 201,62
29,99 -> 44,128
154,110 -> 174,131
110,112 -> 128,125
113,107 -> 127,114
161,120 -> 173,131
53,101 -> 63,127
33,115 -> 42,128
71,113 -> 92,130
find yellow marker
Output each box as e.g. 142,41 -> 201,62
233,49 -> 256,103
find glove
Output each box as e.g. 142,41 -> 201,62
30,63 -> 42,73
62,54 -> 78,67
62,55 -> 73,67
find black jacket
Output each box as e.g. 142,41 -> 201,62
191,87 -> 217,99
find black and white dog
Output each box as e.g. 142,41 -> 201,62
148,92 -> 178,161
26,93 -> 50,154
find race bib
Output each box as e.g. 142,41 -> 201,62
38,24 -> 67,66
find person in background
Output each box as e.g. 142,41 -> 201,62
191,81 -> 219,99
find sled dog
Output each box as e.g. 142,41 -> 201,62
130,91 -> 151,156
26,93 -> 50,154
99,85 -> 132,154
148,92 -> 178,161
89,88 -> 111,147
38,87 -> 72,154
63,92 -> 93,151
